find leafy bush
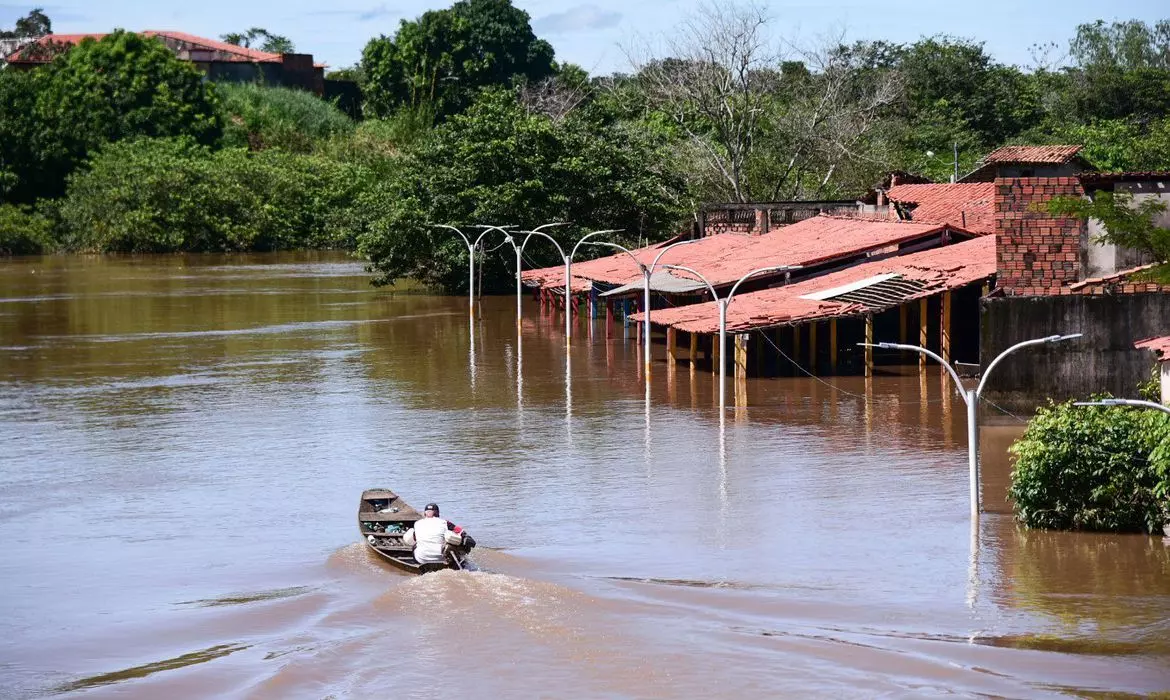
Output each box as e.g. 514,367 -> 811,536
0,204 -> 57,255
217,83 -> 354,153
0,31 -> 221,203
59,138 -> 370,253
1009,399 -> 1170,534
354,89 -> 689,290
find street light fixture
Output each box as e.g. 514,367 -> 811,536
859,333 -> 1082,520
434,224 -> 503,321
489,223 -> 566,330
519,228 -> 622,343
1074,398 -> 1170,415
664,264 -> 801,416
585,238 -> 701,379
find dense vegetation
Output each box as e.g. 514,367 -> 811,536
1,6 -> 1168,292
1010,398 -> 1170,534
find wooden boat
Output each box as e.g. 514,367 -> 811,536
358,489 -> 475,574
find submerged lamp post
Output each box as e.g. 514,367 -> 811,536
501,223 -> 568,330
435,224 -> 505,321
663,264 -> 801,417
860,333 -> 1082,520
1074,398 -> 1170,415
585,238 -> 701,379
520,228 -> 621,343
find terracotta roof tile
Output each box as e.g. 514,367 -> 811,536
634,236 -> 995,334
1067,263 -> 1160,290
522,215 -> 959,291
1135,336 -> 1170,362
886,182 -> 995,235
983,145 -> 1083,165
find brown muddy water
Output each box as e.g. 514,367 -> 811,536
1,252 -> 1168,699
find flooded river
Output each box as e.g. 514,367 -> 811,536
2,252 -> 1168,698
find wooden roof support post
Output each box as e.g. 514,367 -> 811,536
689,331 -> 698,374
809,321 -> 818,373
830,318 -> 838,373
711,331 -> 719,376
735,332 -> 749,407
864,313 -> 874,377
941,290 -> 952,365
793,325 -> 802,367
666,327 -> 678,365
605,300 -> 613,339
899,303 -> 908,363
918,297 -> 928,373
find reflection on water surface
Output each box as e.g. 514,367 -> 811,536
1,252 -> 1167,697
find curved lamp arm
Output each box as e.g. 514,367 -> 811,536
585,241 -> 648,274
727,265 -> 801,304
862,342 -> 967,400
570,229 -> 623,261
433,224 -> 471,251
472,224 -> 516,249
1075,398 -> 1170,416
976,334 -> 1081,398
647,238 -> 702,275
662,264 -> 719,301
519,229 -> 567,259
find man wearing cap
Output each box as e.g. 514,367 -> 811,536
402,503 -> 473,571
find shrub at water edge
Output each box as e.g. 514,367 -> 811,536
59,138 -> 370,253
1009,399 -> 1170,534
0,204 -> 57,255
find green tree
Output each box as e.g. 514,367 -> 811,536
59,137 -> 369,253
0,204 -> 56,255
1,30 -> 221,203
1047,191 -> 1170,281
0,7 -> 50,38
221,27 -> 295,54
360,0 -> 555,119
355,89 -> 687,290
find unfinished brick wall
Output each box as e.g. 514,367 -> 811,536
994,177 -> 1086,296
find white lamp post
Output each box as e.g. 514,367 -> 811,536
585,238 -> 701,379
663,264 -> 801,416
520,228 -> 621,342
860,333 -> 1082,520
1074,398 -> 1170,415
491,223 -> 567,330
434,224 -> 500,321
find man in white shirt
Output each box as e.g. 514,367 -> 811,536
403,503 -> 473,571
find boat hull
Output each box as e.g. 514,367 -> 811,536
358,489 -> 473,574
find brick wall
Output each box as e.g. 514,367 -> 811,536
994,177 -> 1086,296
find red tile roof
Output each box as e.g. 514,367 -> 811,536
1135,336 -> 1170,362
633,235 -> 995,334
983,145 -> 1083,165
886,182 -> 995,235
522,215 -> 962,292
1067,263 -> 1161,290
9,30 -> 283,63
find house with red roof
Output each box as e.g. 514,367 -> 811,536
4,31 -> 328,96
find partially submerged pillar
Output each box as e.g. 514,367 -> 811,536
793,325 -> 801,367
941,290 -> 952,365
735,332 -> 749,406
666,327 -> 678,365
829,318 -> 838,373
809,322 -> 818,373
918,298 -> 928,373
864,313 -> 874,377
689,332 -> 698,373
